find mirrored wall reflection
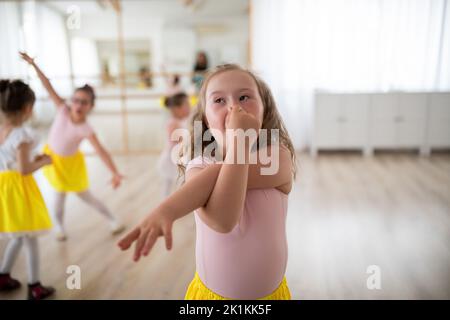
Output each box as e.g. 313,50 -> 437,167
1,0 -> 249,153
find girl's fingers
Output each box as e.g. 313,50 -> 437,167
142,229 -> 158,256
118,227 -> 140,250
163,223 -> 173,250
133,228 -> 150,261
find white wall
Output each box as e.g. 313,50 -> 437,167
195,17 -> 248,67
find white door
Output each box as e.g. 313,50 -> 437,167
340,94 -> 369,148
369,93 -> 398,148
428,93 -> 450,148
314,94 -> 341,148
397,93 -> 427,147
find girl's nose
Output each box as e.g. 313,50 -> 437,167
227,104 -> 241,112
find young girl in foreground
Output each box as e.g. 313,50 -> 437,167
20,52 -> 124,241
0,80 -> 55,300
119,64 -> 296,300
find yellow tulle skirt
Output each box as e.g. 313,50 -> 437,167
185,272 -> 291,300
0,171 -> 52,237
42,144 -> 89,193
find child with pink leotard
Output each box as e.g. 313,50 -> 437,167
119,64 -> 297,300
20,52 -> 125,241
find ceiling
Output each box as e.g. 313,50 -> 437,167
45,0 -> 248,22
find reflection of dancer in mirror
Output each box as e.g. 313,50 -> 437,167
20,52 -> 125,241
166,73 -> 183,96
158,93 -> 191,197
192,51 -> 209,92
138,66 -> 152,88
119,64 -> 297,300
0,80 -> 55,300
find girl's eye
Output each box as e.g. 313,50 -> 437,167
214,98 -> 225,104
239,95 -> 250,102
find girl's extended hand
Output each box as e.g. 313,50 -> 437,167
19,52 -> 35,65
110,173 -> 124,189
117,208 -> 173,262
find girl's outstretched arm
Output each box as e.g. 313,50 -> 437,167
19,52 -> 65,108
118,164 -> 222,261
87,134 -> 124,189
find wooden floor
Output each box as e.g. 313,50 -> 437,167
1,152 -> 449,300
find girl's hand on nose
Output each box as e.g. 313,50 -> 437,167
225,106 -> 260,157
225,105 -> 260,133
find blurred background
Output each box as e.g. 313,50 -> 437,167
0,0 -> 449,300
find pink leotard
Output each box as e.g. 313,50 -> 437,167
186,156 -> 289,299
47,105 -> 94,156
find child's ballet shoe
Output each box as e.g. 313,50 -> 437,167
0,273 -> 21,291
55,231 -> 67,241
27,282 -> 55,300
110,221 -> 125,235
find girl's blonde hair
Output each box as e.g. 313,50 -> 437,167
180,64 -> 297,179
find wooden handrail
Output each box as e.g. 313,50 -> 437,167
35,92 -> 195,102
27,71 -> 199,80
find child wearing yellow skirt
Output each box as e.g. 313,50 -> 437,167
119,64 -> 296,300
0,79 -> 55,300
20,52 -> 125,241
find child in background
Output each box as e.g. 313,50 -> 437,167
0,80 -> 55,300
119,64 -> 296,300
166,73 -> 183,96
20,52 -> 125,241
158,93 -> 190,197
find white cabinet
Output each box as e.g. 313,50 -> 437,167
369,93 -> 427,150
341,94 -> 370,148
369,94 -> 398,148
312,94 -> 369,155
312,92 -> 450,156
397,93 -> 427,148
426,93 -> 450,151
314,94 -> 341,149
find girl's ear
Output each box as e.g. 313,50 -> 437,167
26,105 -> 33,117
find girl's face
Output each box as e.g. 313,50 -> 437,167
172,99 -> 191,119
70,90 -> 93,122
204,70 -> 264,145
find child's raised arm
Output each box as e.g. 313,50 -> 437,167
19,52 -> 65,108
